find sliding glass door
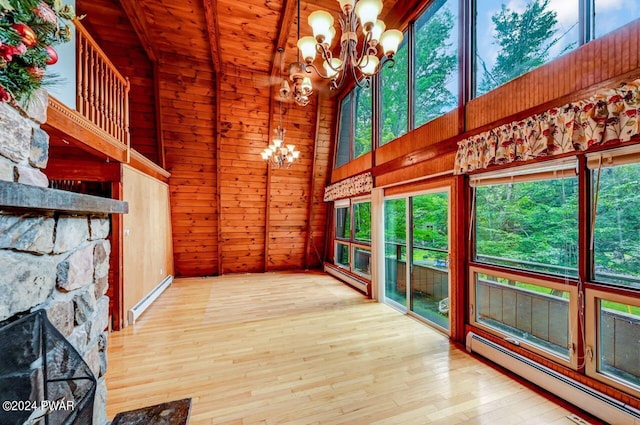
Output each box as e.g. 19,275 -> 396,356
383,190 -> 450,331
410,192 -> 450,330
384,198 -> 407,307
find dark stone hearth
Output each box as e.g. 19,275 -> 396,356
0,311 -> 96,425
111,398 -> 192,425
0,180 -> 128,215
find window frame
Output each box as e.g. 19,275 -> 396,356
470,158 -> 580,280
469,265 -> 579,369
333,197 -> 372,279
585,287 -> 640,398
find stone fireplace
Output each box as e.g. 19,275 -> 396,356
0,92 -> 127,424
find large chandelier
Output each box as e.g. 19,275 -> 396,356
297,0 -> 404,90
262,49 -> 301,168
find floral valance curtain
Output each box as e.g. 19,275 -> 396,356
324,172 -> 373,202
454,79 -> 640,174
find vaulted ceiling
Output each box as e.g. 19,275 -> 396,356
118,0 -> 409,89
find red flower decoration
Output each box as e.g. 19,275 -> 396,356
625,109 -> 638,117
608,94 -> 623,104
0,43 -> 26,62
0,85 -> 10,102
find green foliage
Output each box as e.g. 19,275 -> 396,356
353,202 -> 371,242
354,84 -> 372,158
414,3 -> 458,127
593,164 -> 640,284
380,40 -> 408,145
475,178 -> 579,275
0,0 -> 76,102
478,0 -> 576,95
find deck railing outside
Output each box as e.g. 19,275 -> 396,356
75,19 -> 130,161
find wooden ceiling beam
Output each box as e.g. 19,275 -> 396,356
118,0 -> 160,63
203,0 -> 222,74
270,0 -> 297,80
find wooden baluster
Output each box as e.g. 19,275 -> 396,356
124,78 -> 130,161
90,48 -> 96,125
76,33 -> 83,114
83,37 -> 90,117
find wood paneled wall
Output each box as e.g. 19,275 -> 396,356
121,165 -> 174,326
77,0 -> 159,164
159,55 -> 218,277
305,94 -> 335,268
218,66 -> 269,273
218,66 -> 332,273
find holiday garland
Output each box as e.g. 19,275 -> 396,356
0,0 -> 78,103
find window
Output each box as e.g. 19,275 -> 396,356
333,199 -> 371,278
335,85 -> 372,167
471,267 -> 578,366
353,201 -> 371,243
473,163 -> 579,278
474,0 -> 579,97
335,204 -> 351,240
413,0 -> 459,128
380,37 -> 408,146
335,95 -> 352,168
591,154 -> 640,289
586,289 -> 640,398
594,0 -> 640,39
354,85 -> 372,159
336,241 -> 350,269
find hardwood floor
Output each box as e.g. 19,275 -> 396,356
106,271 -> 597,424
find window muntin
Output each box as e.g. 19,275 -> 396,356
380,37 -> 408,146
335,95 -> 352,168
413,0 -> 459,128
586,289 -> 640,398
335,205 -> 351,240
592,162 -> 640,289
474,0 -> 579,97
471,267 -> 577,366
353,201 -> 371,243
354,85 -> 372,158
594,0 -> 640,39
474,174 -> 579,278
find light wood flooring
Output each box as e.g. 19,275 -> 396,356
106,271 -> 597,424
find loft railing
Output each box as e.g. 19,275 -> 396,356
75,19 -> 130,162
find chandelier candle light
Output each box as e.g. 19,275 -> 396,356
297,0 -> 404,89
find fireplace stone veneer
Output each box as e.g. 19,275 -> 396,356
0,92 -> 127,424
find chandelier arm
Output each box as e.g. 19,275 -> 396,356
380,56 -> 397,71
354,30 -> 374,68
304,62 -> 335,80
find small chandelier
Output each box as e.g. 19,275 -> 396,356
297,0 -> 403,90
285,62 -> 313,107
262,50 -> 301,169
279,0 -> 314,107
261,125 -> 300,169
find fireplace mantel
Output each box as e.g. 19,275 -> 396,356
0,180 -> 128,215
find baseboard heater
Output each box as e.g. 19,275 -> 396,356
127,275 -> 173,325
324,264 -> 369,295
466,332 -> 640,425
